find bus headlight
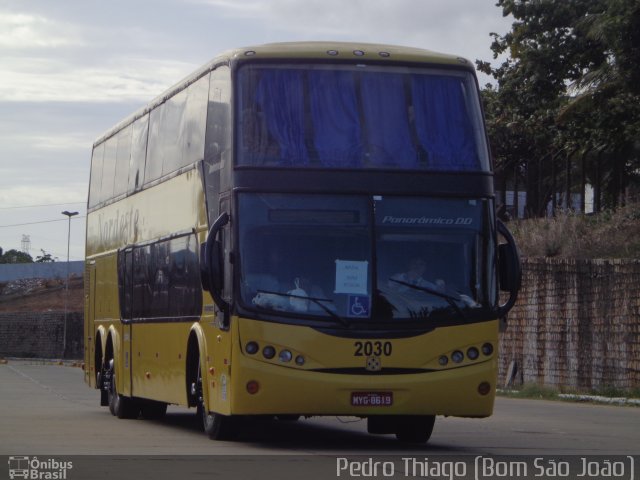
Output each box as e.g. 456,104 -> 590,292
451,350 -> 464,363
467,347 -> 479,360
245,342 -> 259,355
278,350 -> 292,363
482,343 -> 494,356
262,346 -> 276,359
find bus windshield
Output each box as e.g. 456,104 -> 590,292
236,63 -> 489,172
238,193 -> 496,327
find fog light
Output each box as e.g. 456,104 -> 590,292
482,343 -> 494,356
246,380 -> 260,394
438,355 -> 449,366
279,350 -> 292,363
263,346 -> 276,359
245,342 -> 259,354
451,350 -> 464,363
467,347 -> 479,360
295,355 -> 305,366
478,382 -> 491,396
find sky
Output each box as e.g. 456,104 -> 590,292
0,0 -> 513,263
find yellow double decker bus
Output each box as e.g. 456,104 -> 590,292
84,42 -> 520,443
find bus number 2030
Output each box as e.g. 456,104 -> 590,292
354,341 -> 392,357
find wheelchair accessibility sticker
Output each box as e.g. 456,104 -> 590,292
348,295 -> 370,318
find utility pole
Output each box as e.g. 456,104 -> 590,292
62,210 -> 78,358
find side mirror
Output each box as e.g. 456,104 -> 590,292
495,219 -> 521,318
201,212 -> 230,319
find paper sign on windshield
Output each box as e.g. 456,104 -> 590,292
334,260 -> 368,295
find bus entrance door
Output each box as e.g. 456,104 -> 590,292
121,248 -> 134,397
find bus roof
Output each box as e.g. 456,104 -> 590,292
93,42 -> 475,147
227,41 -> 471,65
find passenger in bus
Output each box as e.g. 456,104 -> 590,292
389,257 -> 444,293
389,257 -> 481,308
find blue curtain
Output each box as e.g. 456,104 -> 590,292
308,70 -> 363,167
256,69 -> 309,166
360,73 -> 417,168
411,75 -> 480,170
248,67 -> 481,171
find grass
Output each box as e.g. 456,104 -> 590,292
499,383 -> 560,400
499,383 -> 640,404
509,201 -> 640,259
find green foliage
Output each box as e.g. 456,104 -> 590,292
35,249 -> 56,263
479,0 -> 640,216
502,383 -> 559,400
0,249 -> 34,264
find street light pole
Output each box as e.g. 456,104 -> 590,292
61,210 -> 78,358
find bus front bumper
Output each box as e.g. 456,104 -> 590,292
229,355 -> 497,418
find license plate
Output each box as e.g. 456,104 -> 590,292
351,392 -> 393,407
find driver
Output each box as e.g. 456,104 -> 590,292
389,257 -> 444,293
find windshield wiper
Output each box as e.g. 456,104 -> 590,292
388,278 -> 469,321
255,290 -> 349,327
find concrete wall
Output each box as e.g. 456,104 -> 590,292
0,311 -> 83,359
499,257 -> 640,392
0,261 -> 84,282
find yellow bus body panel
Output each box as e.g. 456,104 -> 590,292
227,317 -> 498,417
84,169 -> 207,400
85,168 -> 206,258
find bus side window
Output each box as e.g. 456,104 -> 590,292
128,114 -> 149,194
88,143 -> 105,209
206,66 -> 231,166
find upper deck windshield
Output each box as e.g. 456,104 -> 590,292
238,193 -> 497,328
236,63 -> 490,171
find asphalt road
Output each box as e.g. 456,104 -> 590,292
1,361 -> 638,479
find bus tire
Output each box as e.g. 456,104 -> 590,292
195,361 -> 235,440
198,403 -> 235,440
395,415 -> 435,444
107,362 -> 139,419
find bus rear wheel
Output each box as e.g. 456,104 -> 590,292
107,359 -> 139,419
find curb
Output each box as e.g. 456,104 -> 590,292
558,393 -> 640,406
0,357 -> 83,368
498,389 -> 640,406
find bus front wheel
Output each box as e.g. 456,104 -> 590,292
395,415 -> 435,443
368,415 -> 435,443
195,363 -> 236,440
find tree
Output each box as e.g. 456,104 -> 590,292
0,249 -> 34,264
478,0 -> 640,216
562,0 -> 640,208
35,249 -> 56,263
